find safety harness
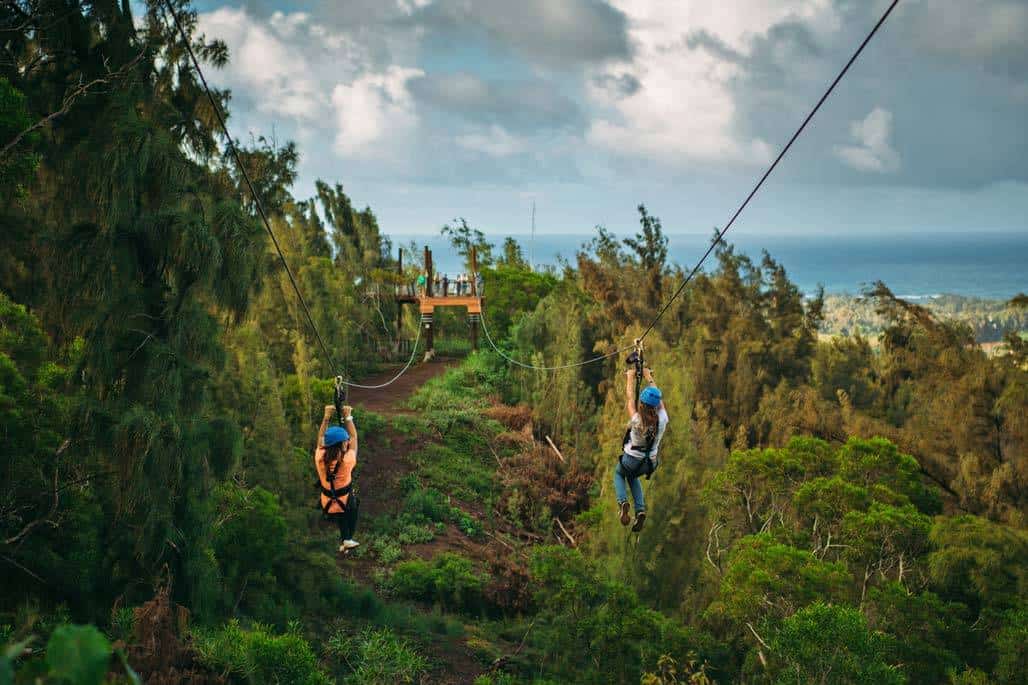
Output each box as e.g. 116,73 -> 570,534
319,376 -> 355,518
619,428 -> 657,480
320,456 -> 353,517
617,340 -> 658,480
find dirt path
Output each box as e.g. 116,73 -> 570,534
345,356 -> 459,413
339,356 -> 503,683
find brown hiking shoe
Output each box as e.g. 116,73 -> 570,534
632,511 -> 646,532
618,501 -> 631,526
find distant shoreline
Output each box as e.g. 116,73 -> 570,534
391,231 -> 1027,301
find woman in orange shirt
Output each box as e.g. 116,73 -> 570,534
315,404 -> 359,553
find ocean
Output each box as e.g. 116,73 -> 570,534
390,231 -> 1027,301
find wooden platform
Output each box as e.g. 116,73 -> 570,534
418,295 -> 482,315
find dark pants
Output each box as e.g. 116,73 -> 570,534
329,497 -> 359,541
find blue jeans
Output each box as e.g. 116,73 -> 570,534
614,458 -> 646,512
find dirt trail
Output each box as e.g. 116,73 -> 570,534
338,355 -> 489,683
341,356 -> 458,521
345,356 -> 458,413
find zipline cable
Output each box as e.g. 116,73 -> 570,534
160,0 -> 339,374
637,0 -> 900,343
164,0 -> 899,378
343,321 -> 424,389
479,311 -> 634,371
159,1 -> 416,390
475,0 -> 900,371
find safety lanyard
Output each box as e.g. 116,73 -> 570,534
629,339 -> 644,405
334,375 -> 346,427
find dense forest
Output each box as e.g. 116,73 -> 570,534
2,2 -> 1027,684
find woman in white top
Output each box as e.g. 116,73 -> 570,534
614,366 -> 668,531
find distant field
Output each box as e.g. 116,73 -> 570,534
820,293 -> 1027,343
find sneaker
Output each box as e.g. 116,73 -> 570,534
342,539 -> 360,551
632,511 -> 646,532
618,501 -> 631,526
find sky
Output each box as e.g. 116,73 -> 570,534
185,0 -> 1028,238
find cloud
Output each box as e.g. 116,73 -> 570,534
591,72 -> 641,98
834,107 -> 899,173
199,5 -> 427,170
584,1 -> 837,166
410,0 -> 631,67
408,72 -> 583,132
197,0 -> 1028,194
199,7 -> 326,121
902,0 -> 1028,81
456,125 -> 527,157
331,66 -> 424,157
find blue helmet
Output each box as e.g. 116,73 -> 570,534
639,386 -> 662,408
324,426 -> 349,446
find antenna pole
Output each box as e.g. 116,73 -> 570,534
530,201 -> 536,271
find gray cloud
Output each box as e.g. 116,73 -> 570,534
900,0 -> 1028,81
204,0 -> 1028,193
408,0 -> 631,68
712,0 -> 1028,189
592,72 -> 642,98
408,72 -> 584,133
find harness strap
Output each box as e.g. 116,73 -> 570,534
320,483 -> 352,498
320,456 -> 351,514
621,424 -> 658,479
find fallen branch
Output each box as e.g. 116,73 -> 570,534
746,622 -> 770,651
1,553 -> 45,583
705,521 -> 724,574
745,622 -> 771,670
483,437 -> 503,467
483,530 -> 527,559
486,618 -> 536,674
553,517 -> 576,547
5,439 -> 70,546
544,435 -> 565,463
1,51 -> 144,160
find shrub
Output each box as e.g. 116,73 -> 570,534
109,606 -> 136,643
498,446 -> 591,533
768,602 -> 904,685
482,546 -> 534,615
528,547 -> 704,683
403,488 -> 453,524
993,607 -> 1028,685
195,620 -> 330,685
327,627 -> 429,685
389,553 -> 486,614
1,624 -> 140,685
402,487 -> 483,538
372,539 -> 403,565
410,443 -> 496,503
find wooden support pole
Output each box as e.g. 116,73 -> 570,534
396,247 -> 403,343
470,246 -> 479,350
424,245 -> 433,297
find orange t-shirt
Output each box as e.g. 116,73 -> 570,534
315,446 -> 356,513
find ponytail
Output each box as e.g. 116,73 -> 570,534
639,403 -> 659,440
323,442 -> 344,475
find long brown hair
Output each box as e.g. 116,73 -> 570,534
639,402 -> 659,440
323,442 -> 344,476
